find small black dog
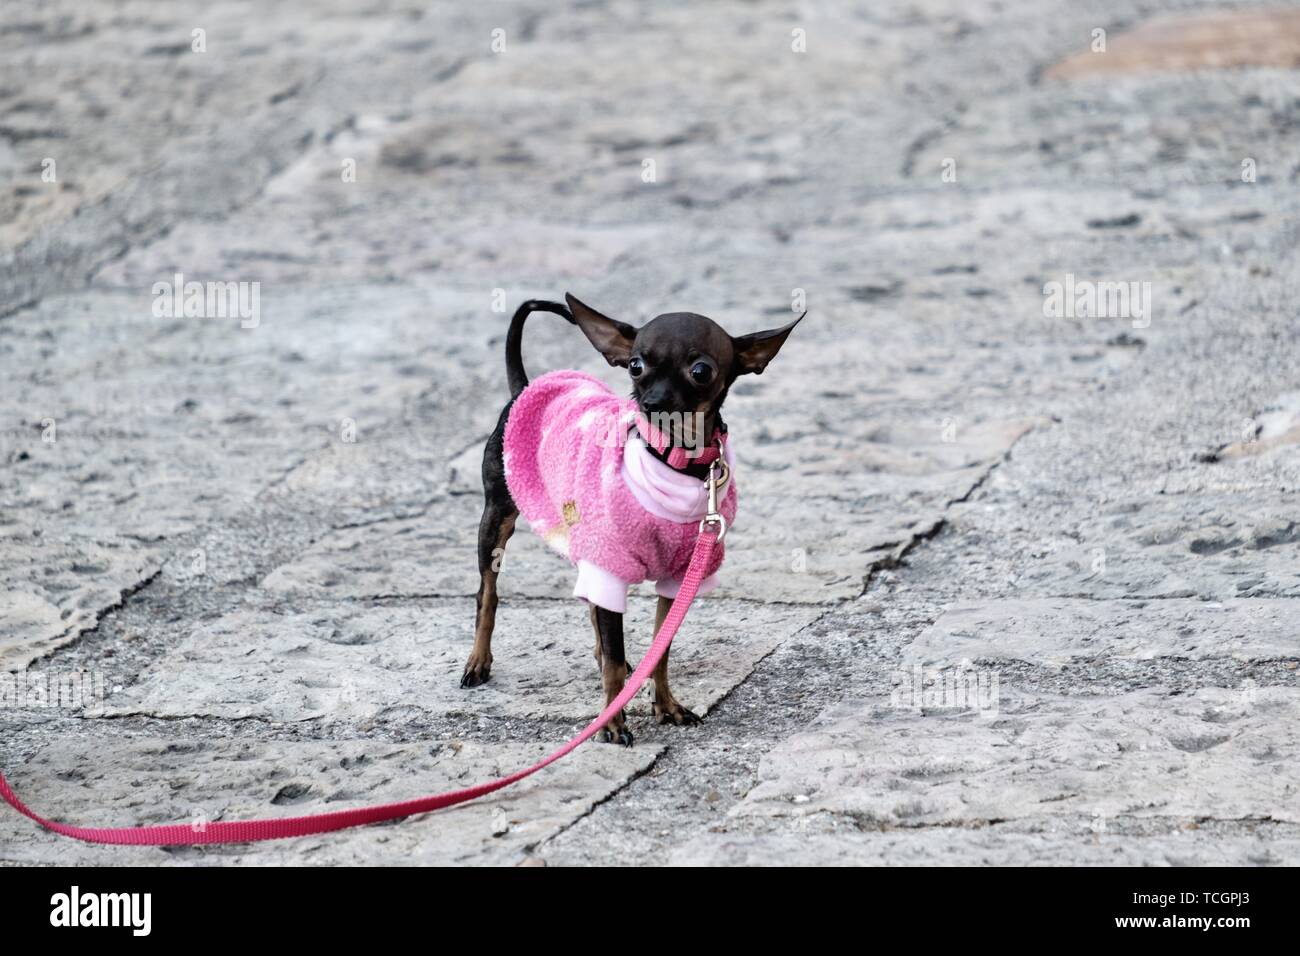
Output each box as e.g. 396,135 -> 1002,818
462,294 -> 801,745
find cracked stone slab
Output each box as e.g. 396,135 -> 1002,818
668,828 -> 1300,866
0,735 -> 660,866
0,283 -> 480,663
263,415 -> 1043,604
904,599 -> 1300,671
1005,494 -> 1300,600
0,0 -> 458,310
103,599 -> 821,723
717,416 -> 1044,601
0,527 -> 159,672
732,687 -> 1300,827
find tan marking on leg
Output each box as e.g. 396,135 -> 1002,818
463,512 -> 516,685
651,595 -> 701,726
601,654 -> 629,736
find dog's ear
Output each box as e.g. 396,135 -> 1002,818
731,312 -> 805,375
566,293 -> 638,367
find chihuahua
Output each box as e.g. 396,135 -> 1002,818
461,293 -> 801,746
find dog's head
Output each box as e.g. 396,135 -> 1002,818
565,293 -> 802,451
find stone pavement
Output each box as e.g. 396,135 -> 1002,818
1,0 -> 1298,865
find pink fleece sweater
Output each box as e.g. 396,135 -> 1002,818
502,370 -> 737,613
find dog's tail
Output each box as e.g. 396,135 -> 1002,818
506,299 -> 575,397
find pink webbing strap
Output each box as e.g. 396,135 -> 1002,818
0,529 -> 720,846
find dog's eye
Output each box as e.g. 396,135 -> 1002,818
628,357 -> 644,378
690,361 -> 713,384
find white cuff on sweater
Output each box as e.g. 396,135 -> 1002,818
574,560 -> 630,614
575,561 -> 720,612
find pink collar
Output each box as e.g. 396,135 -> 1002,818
633,412 -> 725,470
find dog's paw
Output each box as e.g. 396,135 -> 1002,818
460,653 -> 492,688
653,699 -> 703,727
600,725 -> 635,747
599,710 -> 633,747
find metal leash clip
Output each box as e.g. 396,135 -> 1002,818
699,440 -> 729,542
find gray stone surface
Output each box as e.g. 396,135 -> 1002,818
732,688 -> 1300,827
3,0 -> 1300,865
992,495 -> 1300,600
906,599 -> 1300,670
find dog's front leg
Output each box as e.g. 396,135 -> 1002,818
591,605 -> 633,746
651,596 -> 702,726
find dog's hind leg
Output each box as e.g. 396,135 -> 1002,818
650,596 -> 702,726
591,606 -> 633,746
461,406 -> 518,688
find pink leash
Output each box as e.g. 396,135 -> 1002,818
0,527 -> 720,846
